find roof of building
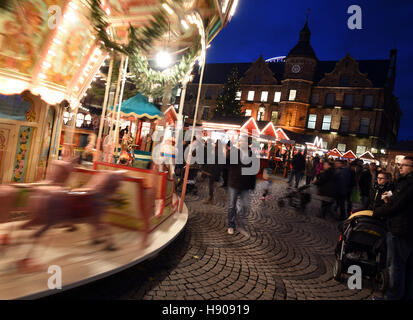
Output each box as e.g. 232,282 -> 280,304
277,128 -> 315,144
192,59 -> 390,88
205,114 -> 251,126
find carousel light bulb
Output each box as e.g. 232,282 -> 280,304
39,73 -> 47,79
105,8 -> 111,15
162,3 -> 173,15
230,0 -> 239,17
181,19 -> 189,30
156,51 -> 172,69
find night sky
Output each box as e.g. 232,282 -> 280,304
207,0 -> 413,141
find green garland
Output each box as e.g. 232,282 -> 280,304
129,43 -> 200,99
87,0 -> 202,99
87,0 -> 171,55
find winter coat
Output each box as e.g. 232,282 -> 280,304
315,168 -> 337,199
335,166 -> 354,197
305,159 -> 316,177
315,162 -> 323,176
374,173 -> 413,246
291,152 -> 306,172
227,147 -> 257,191
359,169 -> 373,197
368,182 -> 394,211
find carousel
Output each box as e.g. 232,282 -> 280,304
0,0 -> 238,299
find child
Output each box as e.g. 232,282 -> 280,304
261,168 -> 272,200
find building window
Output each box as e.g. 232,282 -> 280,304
257,107 -> 265,121
322,115 -> 332,131
202,107 -> 210,120
274,91 -> 281,102
343,94 -> 353,107
322,141 -> 328,149
247,91 -> 255,101
288,90 -> 296,101
371,148 -> 378,154
326,93 -> 335,106
311,93 -> 319,104
363,95 -> 374,108
339,116 -> 350,133
235,91 -> 242,100
176,88 -> 182,97
245,109 -> 252,117
307,114 -> 317,129
359,117 -> 370,135
261,91 -> 268,102
340,75 -> 350,86
271,111 -> 279,125
356,145 -> 366,156
337,143 -> 346,153
205,87 -> 212,100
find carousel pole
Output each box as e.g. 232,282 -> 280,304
178,59 -> 206,213
111,55 -> 129,163
105,54 -> 125,162
95,53 -> 114,162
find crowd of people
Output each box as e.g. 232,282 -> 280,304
178,140 -> 413,300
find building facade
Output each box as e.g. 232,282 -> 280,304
182,21 -> 401,157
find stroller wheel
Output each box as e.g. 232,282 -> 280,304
375,269 -> 389,293
333,259 -> 343,282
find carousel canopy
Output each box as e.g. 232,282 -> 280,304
109,92 -> 162,119
0,0 -> 237,107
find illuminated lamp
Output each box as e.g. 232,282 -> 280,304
156,51 -> 172,69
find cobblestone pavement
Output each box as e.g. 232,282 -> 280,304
48,177 -> 380,300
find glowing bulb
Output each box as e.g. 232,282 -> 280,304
162,3 -> 173,15
230,0 -> 239,17
181,19 -> 189,30
156,51 -> 172,69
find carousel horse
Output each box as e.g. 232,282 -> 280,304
0,158 -> 77,245
21,170 -> 126,253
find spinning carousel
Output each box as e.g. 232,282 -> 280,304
0,0 -> 238,299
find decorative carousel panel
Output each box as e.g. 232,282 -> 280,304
0,0 -> 65,75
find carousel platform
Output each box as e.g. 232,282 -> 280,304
0,198 -> 188,300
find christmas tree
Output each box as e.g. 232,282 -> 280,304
214,67 -> 243,116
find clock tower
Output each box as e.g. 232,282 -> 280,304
279,19 -> 318,132
284,20 -> 318,81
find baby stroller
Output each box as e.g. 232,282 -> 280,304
333,210 -> 388,292
278,184 -> 311,211
175,164 -> 199,195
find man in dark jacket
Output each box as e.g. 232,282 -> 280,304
314,161 -> 337,218
334,160 -> 354,220
367,171 -> 394,211
288,150 -> 306,188
227,142 -> 257,235
373,156 -> 413,300
203,140 -> 222,204
359,163 -> 378,209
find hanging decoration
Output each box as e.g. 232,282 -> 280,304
128,43 -> 200,99
87,0 -> 171,55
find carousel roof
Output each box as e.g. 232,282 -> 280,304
109,92 -> 162,119
0,0 -> 237,107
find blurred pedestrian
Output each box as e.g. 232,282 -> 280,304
334,159 -> 354,220
314,160 -> 336,219
288,150 -> 306,188
305,155 -> 316,185
359,162 -> 378,209
227,139 -> 257,235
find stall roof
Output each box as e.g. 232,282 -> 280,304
205,115 -> 251,126
109,93 -> 162,119
277,128 -> 314,145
